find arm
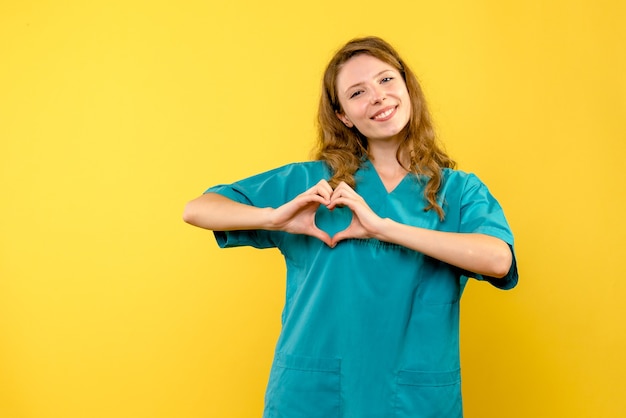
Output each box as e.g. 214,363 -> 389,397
183,180 -> 335,245
375,220 -> 512,278
328,182 -> 513,279
183,192 -> 275,231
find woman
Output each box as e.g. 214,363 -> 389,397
184,36 -> 518,418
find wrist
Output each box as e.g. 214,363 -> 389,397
373,217 -> 395,241
262,207 -> 280,231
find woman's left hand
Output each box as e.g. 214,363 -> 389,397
325,182 -> 512,277
326,182 -> 385,247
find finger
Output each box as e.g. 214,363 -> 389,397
334,181 -> 352,189
317,178 -> 334,193
332,181 -> 355,195
296,193 -> 328,207
308,180 -> 333,202
330,225 -> 356,248
327,195 -> 358,211
309,227 -> 332,247
329,182 -> 359,203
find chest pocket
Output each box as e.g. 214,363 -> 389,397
263,353 -> 341,418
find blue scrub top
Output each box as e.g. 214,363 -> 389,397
206,160 -> 518,418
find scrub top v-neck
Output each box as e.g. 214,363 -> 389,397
205,159 -> 518,418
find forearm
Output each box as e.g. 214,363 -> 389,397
183,193 -> 274,231
375,218 -> 513,278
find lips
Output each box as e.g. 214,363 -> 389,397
370,106 -> 397,121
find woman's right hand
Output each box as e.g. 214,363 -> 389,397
269,179 -> 334,246
184,180 -> 335,246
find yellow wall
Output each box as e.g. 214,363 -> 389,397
1,1 -> 624,417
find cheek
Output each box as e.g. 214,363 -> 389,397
399,90 -> 412,114
345,102 -> 368,120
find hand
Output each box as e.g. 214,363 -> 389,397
270,179 -> 334,246
326,182 -> 384,247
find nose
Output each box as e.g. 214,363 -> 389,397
370,85 -> 386,104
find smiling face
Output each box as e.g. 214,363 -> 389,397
335,54 -> 412,144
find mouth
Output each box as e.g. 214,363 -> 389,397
370,106 -> 397,121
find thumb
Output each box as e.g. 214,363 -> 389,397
309,227 -> 333,247
330,226 -> 353,248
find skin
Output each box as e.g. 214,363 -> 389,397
335,54 -> 412,146
183,54 -> 513,279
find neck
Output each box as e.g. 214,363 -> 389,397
368,136 -> 410,171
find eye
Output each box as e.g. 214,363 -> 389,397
381,76 -> 394,83
349,90 -> 363,99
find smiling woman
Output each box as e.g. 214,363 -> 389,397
315,37 -> 455,220
334,54 -> 412,144
183,36 -> 518,417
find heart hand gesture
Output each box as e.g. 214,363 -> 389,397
326,182 -> 383,247
271,180 -> 382,248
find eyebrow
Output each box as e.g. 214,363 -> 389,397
343,69 -> 396,95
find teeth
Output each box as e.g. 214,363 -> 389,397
373,108 -> 394,120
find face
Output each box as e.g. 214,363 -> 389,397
335,54 -> 411,143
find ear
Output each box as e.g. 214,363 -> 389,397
335,111 -> 354,128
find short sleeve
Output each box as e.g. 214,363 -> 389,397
204,162 -> 327,250
458,173 -> 518,290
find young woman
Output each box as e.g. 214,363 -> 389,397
184,36 -> 518,418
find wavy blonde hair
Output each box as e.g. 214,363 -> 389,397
315,36 -> 456,220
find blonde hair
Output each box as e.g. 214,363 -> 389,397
315,36 -> 455,220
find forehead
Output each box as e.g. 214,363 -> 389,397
336,54 -> 398,89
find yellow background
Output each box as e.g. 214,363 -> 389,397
1,0 -> 624,417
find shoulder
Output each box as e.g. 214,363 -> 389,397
235,161 -> 330,183
277,161 -> 331,182
285,160 -> 330,174
439,168 -> 507,218
265,160 -> 328,175
209,161 -> 331,206
438,168 -> 499,204
441,168 -> 483,188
